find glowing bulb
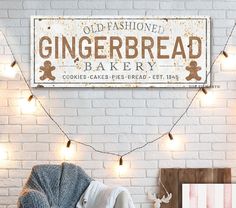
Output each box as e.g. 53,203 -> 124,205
61,147 -> 73,160
0,62 -> 18,78
117,165 -> 127,175
202,91 -> 215,106
166,134 -> 180,151
61,143 -> 75,160
0,146 -> 7,161
168,139 -> 180,151
19,96 -> 36,113
116,157 -> 127,175
166,132 -> 180,151
222,54 -> 236,71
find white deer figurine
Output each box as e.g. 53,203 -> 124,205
148,191 -> 172,208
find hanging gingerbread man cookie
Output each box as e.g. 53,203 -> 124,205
39,60 -> 56,81
185,60 -> 202,81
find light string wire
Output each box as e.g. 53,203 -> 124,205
1,21 -> 236,161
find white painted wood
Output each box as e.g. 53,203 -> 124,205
31,16 -> 211,88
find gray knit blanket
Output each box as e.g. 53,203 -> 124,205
17,162 -> 92,208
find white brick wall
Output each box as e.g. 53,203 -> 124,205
0,0 -> 236,207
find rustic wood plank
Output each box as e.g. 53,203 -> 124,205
213,168 -> 231,183
160,169 -> 179,208
195,168 -> 213,183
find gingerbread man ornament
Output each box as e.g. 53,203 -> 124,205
185,60 -> 202,81
40,60 -> 56,81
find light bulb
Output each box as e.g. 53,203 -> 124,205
169,139 -> 180,151
0,146 -> 7,161
116,157 -> 127,175
166,134 -> 180,151
61,145 -> 74,160
202,91 -> 215,106
222,54 -> 236,71
1,63 -> 17,78
19,96 -> 36,113
117,165 -> 127,175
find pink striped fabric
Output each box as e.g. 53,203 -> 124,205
183,184 -> 235,208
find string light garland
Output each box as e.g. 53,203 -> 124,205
0,21 -> 235,168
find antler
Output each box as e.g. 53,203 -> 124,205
161,193 -> 172,204
148,191 -> 157,201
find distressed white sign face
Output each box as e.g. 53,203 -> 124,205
31,16 -> 210,88
183,184 -> 236,208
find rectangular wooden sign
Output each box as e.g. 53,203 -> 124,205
31,16 -> 211,88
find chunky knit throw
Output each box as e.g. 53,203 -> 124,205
17,162 -> 92,208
